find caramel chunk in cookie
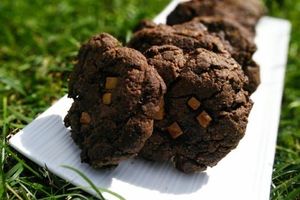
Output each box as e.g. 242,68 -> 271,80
197,111 -> 212,128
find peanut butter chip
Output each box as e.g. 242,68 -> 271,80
105,77 -> 118,89
167,122 -> 183,139
80,112 -> 91,124
197,111 -> 212,128
102,93 -> 112,105
153,99 -> 165,120
187,97 -> 201,110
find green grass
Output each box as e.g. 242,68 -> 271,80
0,0 -> 299,199
0,0 -> 170,199
264,0 -> 300,199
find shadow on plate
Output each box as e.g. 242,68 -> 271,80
112,158 -> 209,194
15,113 -> 209,195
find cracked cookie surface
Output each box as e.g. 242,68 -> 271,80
128,22 -> 228,56
64,33 -> 166,168
130,20 -> 259,93
183,16 -> 260,93
166,0 -> 265,35
139,47 -> 253,173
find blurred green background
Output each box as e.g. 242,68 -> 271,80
0,0 -> 299,199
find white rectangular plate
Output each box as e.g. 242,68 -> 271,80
9,1 -> 291,199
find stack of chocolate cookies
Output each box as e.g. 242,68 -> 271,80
64,0 -> 265,173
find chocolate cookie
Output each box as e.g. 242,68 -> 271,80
128,22 -> 228,56
145,45 -> 186,87
133,19 -> 157,32
167,0 -> 265,34
184,16 -> 260,93
64,33 -> 166,168
129,21 -> 258,93
140,47 -> 253,173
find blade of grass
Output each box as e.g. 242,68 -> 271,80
69,186 -> 126,200
18,178 -> 51,197
0,97 -> 8,198
7,107 -> 33,124
276,146 -> 298,156
97,188 -> 126,200
5,163 -> 23,183
4,147 -> 41,178
285,187 -> 300,200
61,165 -> 105,200
0,77 -> 26,95
6,183 -> 23,200
273,173 -> 300,191
39,193 -> 90,200
17,181 -> 37,200
62,165 -> 126,200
